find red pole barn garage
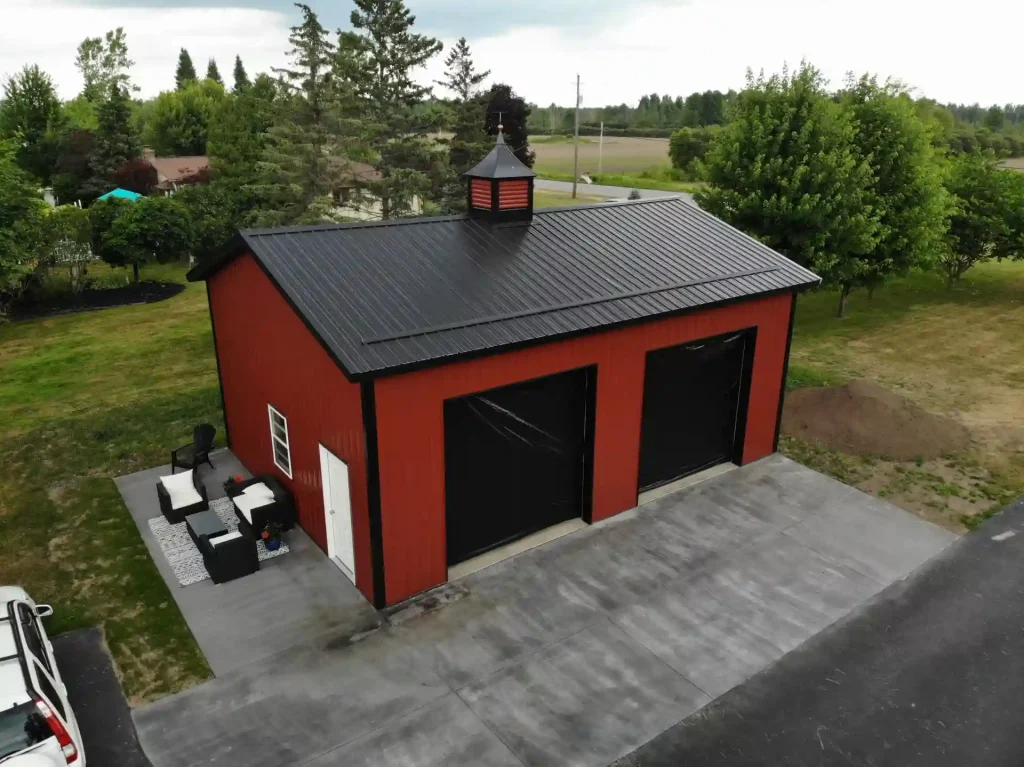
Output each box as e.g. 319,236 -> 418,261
189,133 -> 819,608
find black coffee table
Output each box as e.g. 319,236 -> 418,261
186,510 -> 228,550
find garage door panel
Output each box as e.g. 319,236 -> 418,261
639,331 -> 754,492
444,368 -> 595,566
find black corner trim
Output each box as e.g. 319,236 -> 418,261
361,381 -> 387,609
773,293 -> 798,452
206,282 -> 231,450
580,365 -> 598,524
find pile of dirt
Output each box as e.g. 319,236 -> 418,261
782,379 -> 971,460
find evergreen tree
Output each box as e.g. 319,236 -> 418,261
232,55 -> 250,93
338,0 -> 443,219
85,81 -> 141,199
697,64 -> 880,317
0,65 -> 66,182
480,84 -> 534,167
255,4 -> 357,225
175,48 -> 197,90
435,37 -> 490,212
206,58 -> 222,85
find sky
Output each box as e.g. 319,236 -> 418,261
1,0 -> 1021,108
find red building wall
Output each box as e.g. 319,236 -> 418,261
207,254 -> 375,601
374,292 -> 795,604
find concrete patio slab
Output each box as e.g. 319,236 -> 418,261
132,455 -> 957,767
115,450 -> 380,676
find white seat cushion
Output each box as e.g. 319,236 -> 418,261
233,492 -> 274,523
209,530 -> 243,547
242,482 -> 275,500
160,470 -> 203,510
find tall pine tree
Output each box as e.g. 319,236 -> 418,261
175,48 -> 197,90
85,81 -> 141,199
436,38 -> 490,212
338,0 -> 443,219
232,55 -> 250,93
206,58 -> 223,84
254,4 -> 359,225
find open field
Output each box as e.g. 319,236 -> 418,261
0,262 -> 216,705
532,135 -> 672,176
1000,157 -> 1024,171
784,261 -> 1024,532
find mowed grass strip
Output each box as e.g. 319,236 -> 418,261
784,261 -> 1024,531
0,262 -> 218,704
532,135 -> 673,175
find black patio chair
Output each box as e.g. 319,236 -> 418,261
171,423 -> 217,474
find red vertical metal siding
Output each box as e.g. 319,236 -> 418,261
374,292 -> 794,604
208,254 -> 374,602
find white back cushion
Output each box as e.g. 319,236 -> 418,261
160,470 -> 203,509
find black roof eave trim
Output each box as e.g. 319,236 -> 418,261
350,281 -> 818,383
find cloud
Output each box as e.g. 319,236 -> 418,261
1,0 -> 291,99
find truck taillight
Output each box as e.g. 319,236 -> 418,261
34,698 -> 78,763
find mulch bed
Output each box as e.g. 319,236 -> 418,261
11,281 -> 185,321
782,379 -> 971,461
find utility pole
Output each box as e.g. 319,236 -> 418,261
572,73 -> 581,199
598,120 -> 604,175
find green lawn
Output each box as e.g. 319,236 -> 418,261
0,262 -> 217,705
784,261 -> 1024,531
534,190 -> 609,208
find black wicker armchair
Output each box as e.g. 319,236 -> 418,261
171,424 -> 217,474
228,476 -> 297,540
198,531 -> 259,584
157,469 -> 209,524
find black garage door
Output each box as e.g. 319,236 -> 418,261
638,331 -> 754,492
444,368 -> 596,566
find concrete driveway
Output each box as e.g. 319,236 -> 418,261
133,456 -> 954,767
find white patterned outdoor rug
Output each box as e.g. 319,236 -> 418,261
147,497 -> 290,586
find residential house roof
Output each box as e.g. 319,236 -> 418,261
188,197 -> 820,380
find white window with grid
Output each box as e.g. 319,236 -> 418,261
268,404 -> 292,478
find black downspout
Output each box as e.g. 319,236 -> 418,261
773,293 -> 798,452
360,381 -> 387,609
206,282 -> 231,449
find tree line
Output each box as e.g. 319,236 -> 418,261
0,0 -> 535,316
694,65 -> 1024,316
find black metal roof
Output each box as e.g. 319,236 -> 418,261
190,198 -> 819,380
464,131 -> 536,179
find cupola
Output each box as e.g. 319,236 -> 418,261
464,127 -> 536,223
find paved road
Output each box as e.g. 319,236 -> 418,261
535,178 -> 695,204
53,628 -> 151,767
613,498 -> 1024,767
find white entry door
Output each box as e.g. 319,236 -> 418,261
319,444 -> 355,583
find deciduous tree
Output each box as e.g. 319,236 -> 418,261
75,28 -> 136,101
840,75 -> 951,299
40,205 -> 92,292
145,79 -> 226,156
0,139 -> 47,316
104,196 -> 192,281
0,65 -> 65,181
175,49 -> 197,90
942,152 -> 1024,284
697,64 -> 880,317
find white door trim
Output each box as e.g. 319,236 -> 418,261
319,444 -> 355,584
